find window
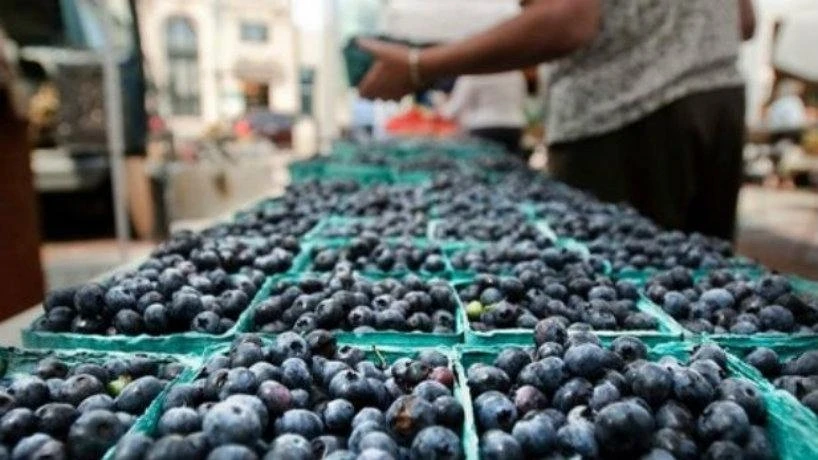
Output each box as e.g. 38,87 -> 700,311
240,21 -> 268,42
166,16 -> 200,115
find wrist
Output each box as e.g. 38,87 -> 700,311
408,48 -> 423,87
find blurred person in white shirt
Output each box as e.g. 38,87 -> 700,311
440,71 -> 526,156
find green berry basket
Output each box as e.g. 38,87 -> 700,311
298,239 -> 457,281
452,278 -> 685,348
21,278 -> 275,354
457,340 -> 818,460
107,343 -> 479,459
0,347 -> 199,460
244,273 -> 464,348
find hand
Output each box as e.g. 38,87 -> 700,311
357,38 -> 415,101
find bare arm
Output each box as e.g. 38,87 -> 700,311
739,0 -> 756,40
358,0 -> 601,100
421,0 -> 601,80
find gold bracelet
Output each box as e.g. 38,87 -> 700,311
408,48 -> 422,88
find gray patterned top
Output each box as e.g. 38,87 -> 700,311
546,0 -> 744,144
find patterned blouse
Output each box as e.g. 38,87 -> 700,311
546,0 -> 744,144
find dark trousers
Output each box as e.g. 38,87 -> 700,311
470,127 -> 523,157
548,87 -> 745,241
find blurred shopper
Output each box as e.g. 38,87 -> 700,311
766,79 -> 808,188
439,72 -> 526,157
358,0 -> 756,241
0,28 -> 45,317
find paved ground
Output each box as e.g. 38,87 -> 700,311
736,185 -> 818,279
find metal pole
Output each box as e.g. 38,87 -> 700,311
99,0 -> 130,262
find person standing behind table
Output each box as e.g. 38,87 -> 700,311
356,0 -> 756,242
439,71 -> 526,157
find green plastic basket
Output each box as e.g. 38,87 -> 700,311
108,344 -> 478,459
246,273 -> 464,347
0,347 -> 199,460
21,278 -> 275,354
452,279 -> 684,347
651,341 -> 818,460
300,239 -> 456,280
303,216 -> 431,245
458,341 -> 818,460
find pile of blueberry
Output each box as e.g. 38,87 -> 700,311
744,347 -> 818,415
433,217 -> 541,243
310,238 -> 446,275
252,273 -> 457,335
315,214 -> 429,240
0,354 -> 181,458
468,329 -> 775,459
34,228 -> 303,336
646,268 -> 818,334
448,242 -> 581,275
534,200 -> 655,243
457,273 -> 658,332
113,332 -> 465,459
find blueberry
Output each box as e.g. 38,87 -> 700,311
34,402 -> 78,437
492,348 -> 531,381
323,399 -> 355,434
144,304 -> 169,334
557,418 -> 598,458
191,311 -> 222,334
78,394 -> 115,412
480,429 -> 523,460
329,370 -> 373,409
473,391 -> 517,432
11,433 -> 61,460
207,443 -> 259,460
534,318 -> 567,346
589,381 -> 621,411
0,407 -> 36,444
466,365 -> 510,396
513,385 -> 548,415
59,374 -> 104,406
8,375 -> 49,409
432,395 -> 463,429
661,291 -> 690,319
385,395 -> 437,444
158,407 -> 202,436
74,283 -> 106,317
412,381 -> 450,402
266,433 -> 313,460
35,358 -> 69,380
595,400 -> 654,454
744,348 -> 781,377
352,408 -> 385,430
704,440 -> 743,460
564,343 -> 614,379
220,367 -> 259,400
717,378 -> 766,424
652,427 -> 698,459
359,431 -> 398,456
759,305 -> 795,332
691,344 -> 728,369
44,306 -> 75,332
114,433 -> 154,460
743,425 -> 775,460
144,434 -> 197,459
512,413 -> 556,456
312,435 -> 345,458
552,377 -> 593,412
629,362 -> 672,408
697,400 -> 750,443
68,409 -> 126,458
409,425 -> 462,460
275,408 -> 323,440
670,368 -> 715,411
203,400 -> 262,447
115,376 -> 164,414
